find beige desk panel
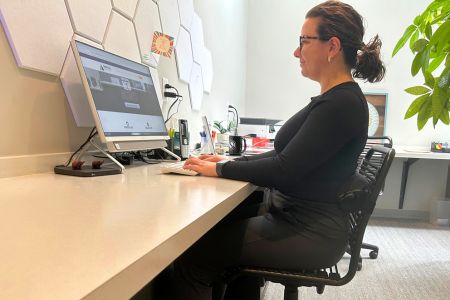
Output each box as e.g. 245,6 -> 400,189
0,164 -> 255,300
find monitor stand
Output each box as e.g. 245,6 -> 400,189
77,139 -> 181,172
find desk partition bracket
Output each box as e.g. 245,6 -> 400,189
398,158 -> 419,209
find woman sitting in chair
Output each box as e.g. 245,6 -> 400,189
163,1 -> 385,299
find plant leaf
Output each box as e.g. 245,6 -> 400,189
409,30 -> 420,50
392,25 -> 417,56
428,54 -> 446,73
440,108 -> 450,125
404,94 -> 430,119
446,53 -> 450,67
425,23 -> 432,39
429,19 -> 450,53
411,38 -> 429,52
438,67 -> 450,89
423,71 -> 435,88
417,99 -> 432,130
431,87 -> 446,121
413,14 -> 422,26
421,48 -> 430,73
411,51 -> 423,76
405,86 -> 431,95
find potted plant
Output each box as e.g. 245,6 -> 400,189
392,0 -> 450,130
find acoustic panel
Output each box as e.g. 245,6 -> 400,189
189,63 -> 204,111
175,27 -> 194,83
65,0 -> 111,44
189,13 -> 205,64
202,48 -> 213,94
134,0 -> 161,67
103,11 -> 141,63
0,1 -> 73,76
158,0 -> 181,46
177,0 -> 194,30
112,0 -> 138,20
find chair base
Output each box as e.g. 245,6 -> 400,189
361,242 -> 379,259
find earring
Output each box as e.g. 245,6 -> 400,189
328,56 -> 331,63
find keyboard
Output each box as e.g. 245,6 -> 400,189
160,161 -> 198,176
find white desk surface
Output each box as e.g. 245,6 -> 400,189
394,145 -> 450,160
0,164 -> 255,300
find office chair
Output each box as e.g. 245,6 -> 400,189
212,145 -> 396,300
356,136 -> 393,269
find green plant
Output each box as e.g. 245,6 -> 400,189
213,120 -> 236,134
392,0 -> 450,130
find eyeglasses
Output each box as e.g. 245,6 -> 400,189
299,35 -> 323,48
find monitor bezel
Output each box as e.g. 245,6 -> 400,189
70,39 -> 170,144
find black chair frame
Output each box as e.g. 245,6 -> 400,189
356,136 -> 393,266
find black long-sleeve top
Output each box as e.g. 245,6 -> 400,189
219,82 -> 368,203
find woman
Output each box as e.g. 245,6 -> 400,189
166,1 -> 385,299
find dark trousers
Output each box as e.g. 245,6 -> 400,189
159,190 -> 348,300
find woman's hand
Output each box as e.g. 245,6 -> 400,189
183,157 -> 218,177
196,154 -> 226,162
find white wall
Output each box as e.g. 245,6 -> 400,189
158,0 -> 248,146
245,0 -> 450,214
245,0 -> 450,147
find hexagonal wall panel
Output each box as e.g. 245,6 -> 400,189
112,0 -> 138,20
134,0 -> 161,67
66,0 -> 111,44
178,0 -> 194,30
175,27 -> 194,83
189,63 -> 204,111
0,1 -> 73,75
158,0 -> 181,46
104,11 -> 141,63
190,13 -> 205,64
202,48 -> 213,94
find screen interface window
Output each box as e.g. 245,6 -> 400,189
75,41 -> 167,137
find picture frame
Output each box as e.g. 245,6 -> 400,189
364,92 -> 388,137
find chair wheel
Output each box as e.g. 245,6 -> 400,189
357,261 -> 362,271
369,251 -> 378,259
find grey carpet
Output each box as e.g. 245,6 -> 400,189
263,219 -> 450,300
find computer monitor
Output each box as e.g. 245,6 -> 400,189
70,40 -> 169,153
201,116 -> 216,155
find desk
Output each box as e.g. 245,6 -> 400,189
0,164 -> 255,299
394,146 -> 450,209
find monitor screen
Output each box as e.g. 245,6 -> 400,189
73,40 -> 168,142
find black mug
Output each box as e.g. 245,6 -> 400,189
228,135 -> 247,155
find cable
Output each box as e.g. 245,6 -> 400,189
65,127 -> 97,167
228,105 -> 239,135
165,95 -> 183,124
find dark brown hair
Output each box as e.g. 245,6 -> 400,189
306,0 -> 385,83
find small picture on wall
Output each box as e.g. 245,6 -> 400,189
364,92 -> 387,136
